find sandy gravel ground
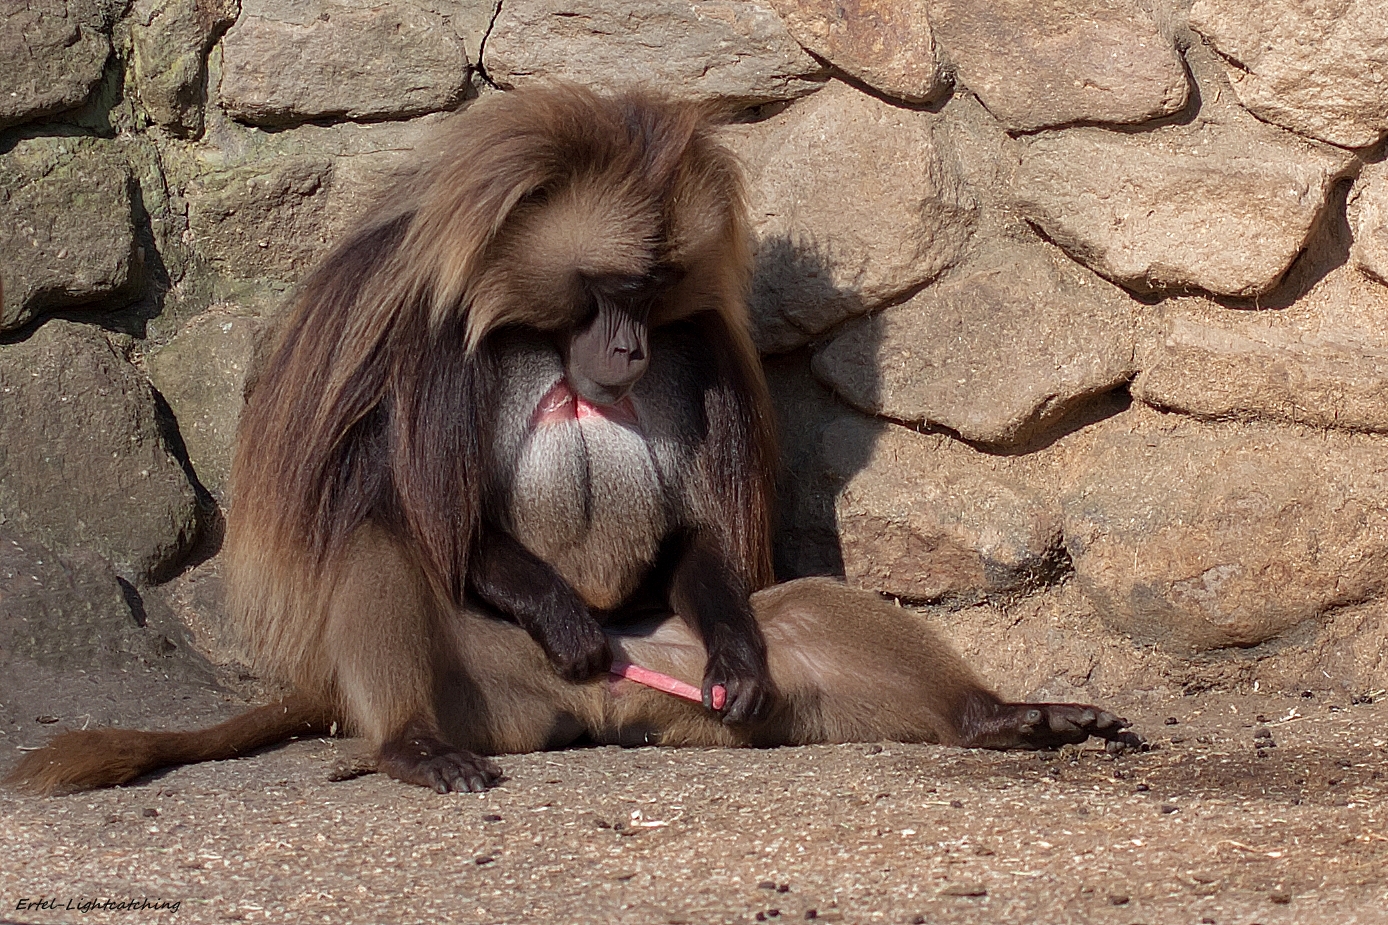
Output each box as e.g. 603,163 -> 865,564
1,690 -> 1385,925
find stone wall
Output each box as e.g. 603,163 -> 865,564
2,0 -> 1385,698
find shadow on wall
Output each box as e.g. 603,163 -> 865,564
755,233 -> 880,582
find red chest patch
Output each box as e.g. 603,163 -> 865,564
531,380 -> 640,430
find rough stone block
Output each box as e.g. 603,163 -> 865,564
826,417 -> 1064,604
1133,273 -> 1388,433
0,138 -> 139,332
1060,407 -> 1388,650
0,0 -> 113,130
767,0 -> 950,103
1350,160 -> 1388,285
1014,120 -> 1355,297
128,0 -> 240,136
813,240 -> 1137,447
220,0 -> 471,125
726,81 -> 976,352
148,305 -> 263,500
484,0 -> 825,104
929,0 -> 1188,132
1190,0 -> 1388,150
0,322 -> 200,582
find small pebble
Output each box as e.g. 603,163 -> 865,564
142,808 -> 159,818
36,715 -> 59,724
1270,891 -> 1292,904
1160,804 -> 1178,814
474,855 -> 495,865
949,800 -> 964,809
804,912 -> 817,921
1164,716 -> 1179,725
482,814 -> 502,823
938,883 -> 986,898
1109,895 -> 1130,906
1134,783 -> 1150,793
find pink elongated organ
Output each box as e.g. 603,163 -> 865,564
610,661 -> 727,711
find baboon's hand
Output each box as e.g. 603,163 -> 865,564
703,647 -> 773,724
537,612 -> 613,683
378,735 -> 503,793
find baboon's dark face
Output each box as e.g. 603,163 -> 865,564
562,268 -> 682,405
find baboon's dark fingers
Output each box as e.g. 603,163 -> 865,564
709,675 -> 770,724
544,619 -> 614,683
963,702 -> 1141,750
701,660 -> 772,724
377,735 -> 503,793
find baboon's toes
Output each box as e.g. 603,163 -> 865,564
378,736 -> 504,793
969,702 -> 1142,750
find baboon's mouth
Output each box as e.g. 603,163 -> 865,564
530,379 -> 640,430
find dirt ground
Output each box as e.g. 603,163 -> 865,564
1,687 -> 1385,925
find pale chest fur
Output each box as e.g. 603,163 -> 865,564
485,335 -> 697,611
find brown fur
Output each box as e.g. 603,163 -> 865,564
6,697 -> 328,795
5,87 -> 1136,797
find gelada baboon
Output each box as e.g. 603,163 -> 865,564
7,85 -> 1136,796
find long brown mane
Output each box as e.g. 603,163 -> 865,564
225,85 -> 775,698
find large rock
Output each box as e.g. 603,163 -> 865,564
928,0 -> 1189,132
1350,160 -> 1388,285
825,417 -> 1065,604
1014,120 -> 1355,298
767,0 -> 949,103
1133,271 -> 1388,433
0,322 -> 200,582
0,0 -> 114,131
1189,0 -> 1388,150
128,0 -> 240,136
813,240 -> 1137,447
220,0 -> 472,126
1060,407 -> 1388,650
0,138 -> 139,332
173,115 -> 446,282
726,81 -> 976,352
484,0 -> 825,104
147,305 -> 262,500
0,530 -> 208,676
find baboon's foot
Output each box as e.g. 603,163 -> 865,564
964,702 -> 1142,751
378,734 -> 503,793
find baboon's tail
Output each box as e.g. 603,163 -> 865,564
4,695 -> 331,795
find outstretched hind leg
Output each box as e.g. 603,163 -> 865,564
746,578 -> 1143,751
954,691 -> 1142,750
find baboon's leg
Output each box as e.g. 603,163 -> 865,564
326,526 -> 501,792
605,578 -> 1135,750
434,602 -> 608,757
